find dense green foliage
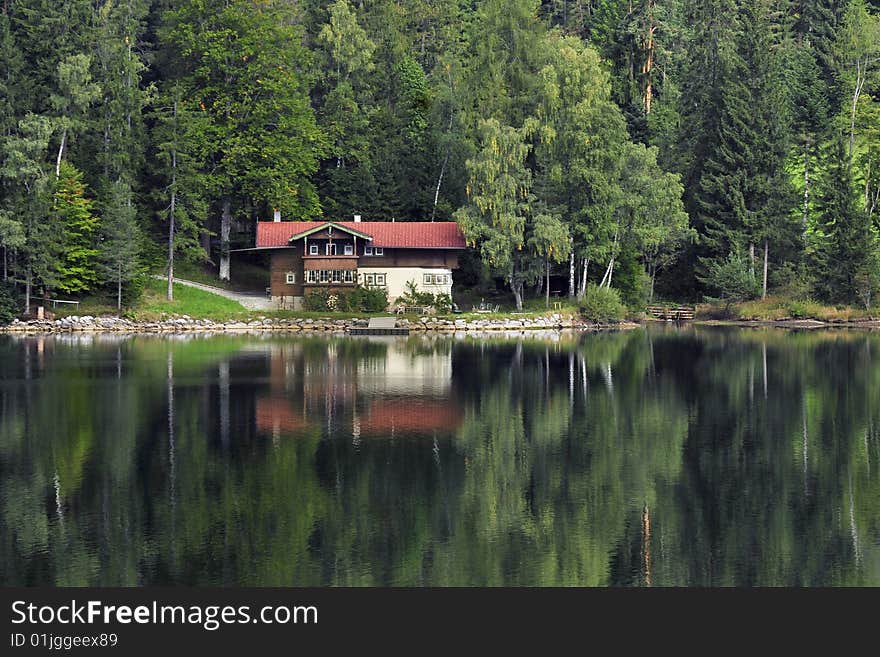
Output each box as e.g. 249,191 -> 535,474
0,0 -> 879,316
578,283 -> 627,322
304,286 -> 388,312
0,281 -> 17,324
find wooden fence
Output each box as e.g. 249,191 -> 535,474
646,305 -> 696,321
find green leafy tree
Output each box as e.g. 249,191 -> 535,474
0,113 -> 55,313
454,119 -> 539,311
51,162 -> 100,295
700,247 -> 760,310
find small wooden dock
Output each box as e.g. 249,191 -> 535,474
646,305 -> 696,321
349,316 -> 410,335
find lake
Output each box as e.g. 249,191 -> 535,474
1,327 -> 878,586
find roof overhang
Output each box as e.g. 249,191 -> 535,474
287,221 -> 373,243
229,246 -> 295,253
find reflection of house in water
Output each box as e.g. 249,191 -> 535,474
253,338 -> 463,442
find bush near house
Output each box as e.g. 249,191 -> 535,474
398,280 -> 453,313
304,287 -> 389,313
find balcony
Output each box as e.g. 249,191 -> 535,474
302,255 -> 358,270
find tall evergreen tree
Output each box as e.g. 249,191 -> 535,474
811,132 -> 876,305
99,179 -> 141,312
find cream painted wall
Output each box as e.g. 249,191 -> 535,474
357,267 -> 453,302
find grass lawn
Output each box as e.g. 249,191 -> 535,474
136,279 -> 248,318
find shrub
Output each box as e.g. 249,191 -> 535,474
700,250 -> 760,309
398,279 -> 452,312
433,293 -> 453,314
304,287 -> 387,313
122,272 -> 147,308
304,290 -> 329,311
579,284 -> 627,323
770,261 -> 811,300
357,286 -> 388,312
0,281 -> 19,325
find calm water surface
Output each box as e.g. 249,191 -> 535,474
1,327 -> 878,586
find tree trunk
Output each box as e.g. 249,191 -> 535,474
510,275 -> 523,312
762,239 -> 768,299
578,257 -> 589,300
55,128 -> 67,178
2,246 -> 6,282
568,250 -> 575,298
545,258 -> 550,309
850,58 -> 865,160
803,145 -> 810,241
24,268 -> 31,316
431,152 -> 448,222
168,118 -> 177,302
599,256 -> 615,288
117,261 -> 122,315
649,263 -> 656,303
642,1 -> 656,115
219,197 -> 231,281
749,242 -> 755,278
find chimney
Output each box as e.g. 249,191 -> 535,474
273,209 -> 281,222
353,214 -> 361,223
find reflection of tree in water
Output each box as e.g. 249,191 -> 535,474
1,330 -> 879,585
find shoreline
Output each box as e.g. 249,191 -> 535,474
0,313 -> 880,335
0,313 -> 642,334
690,318 -> 880,329
4,314 -> 880,335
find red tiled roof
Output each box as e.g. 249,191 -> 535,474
256,221 -> 466,249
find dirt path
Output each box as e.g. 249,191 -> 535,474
153,276 -> 274,311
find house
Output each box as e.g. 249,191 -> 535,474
254,341 -> 464,440
251,215 -> 467,309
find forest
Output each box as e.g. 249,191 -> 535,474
0,0 -> 879,315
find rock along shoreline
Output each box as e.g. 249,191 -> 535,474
0,314 -> 638,334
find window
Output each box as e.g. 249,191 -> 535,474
332,270 -> 342,283
344,244 -> 353,255
344,270 -> 354,284
374,247 -> 384,256
364,246 -> 373,256
436,274 -> 448,285
423,274 -> 434,285
309,244 -> 319,255
326,243 -> 337,256
285,272 -> 296,285
364,274 -> 374,286
319,270 -> 329,283
375,273 -> 386,286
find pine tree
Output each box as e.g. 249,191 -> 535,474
811,132 -> 875,305
691,0 -> 797,296
99,180 -> 141,313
